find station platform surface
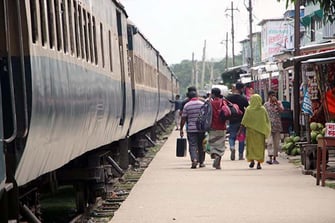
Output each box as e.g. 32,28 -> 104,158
111,130 -> 335,223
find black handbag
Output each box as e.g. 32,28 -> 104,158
176,137 -> 187,157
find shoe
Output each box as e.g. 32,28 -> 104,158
212,155 -> 221,169
257,163 -> 262,169
199,163 -> 206,168
230,149 -> 236,161
175,128 -> 179,130
266,160 -> 273,165
272,160 -> 279,164
249,161 -> 255,168
191,160 -> 198,169
239,154 -> 244,160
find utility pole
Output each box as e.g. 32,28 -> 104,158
220,33 -> 229,70
247,0 -> 253,68
192,52 -> 198,89
225,32 -> 229,70
191,52 -> 195,86
201,40 -> 206,88
293,0 -> 301,135
226,1 -> 238,67
208,60 -> 214,84
195,62 -> 199,89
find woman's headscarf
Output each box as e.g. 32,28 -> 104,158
241,94 -> 271,137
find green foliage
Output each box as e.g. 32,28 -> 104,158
171,55 -> 243,95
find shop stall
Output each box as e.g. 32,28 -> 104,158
301,57 -> 335,126
298,57 -> 335,176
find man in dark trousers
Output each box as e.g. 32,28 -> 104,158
180,91 -> 206,169
226,82 -> 249,160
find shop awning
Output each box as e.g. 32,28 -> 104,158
221,65 -> 248,83
302,56 -> 335,65
300,9 -> 323,27
240,76 -> 252,84
258,71 -> 279,80
314,9 -> 323,19
301,15 -> 311,27
283,49 -> 335,69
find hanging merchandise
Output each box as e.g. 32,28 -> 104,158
301,88 -> 313,116
315,62 -> 335,121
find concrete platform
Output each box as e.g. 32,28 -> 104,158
111,130 -> 335,223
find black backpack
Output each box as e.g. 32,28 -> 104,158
196,99 -> 212,131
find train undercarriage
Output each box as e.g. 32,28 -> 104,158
0,113 -> 174,223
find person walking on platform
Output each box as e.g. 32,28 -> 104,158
240,94 -> 271,169
180,86 -> 197,113
169,94 -> 183,130
226,82 -> 249,160
264,91 -> 284,164
180,91 -> 206,169
208,87 -> 227,169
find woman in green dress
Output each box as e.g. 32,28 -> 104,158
240,94 -> 271,169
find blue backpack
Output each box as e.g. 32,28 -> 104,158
196,99 -> 212,131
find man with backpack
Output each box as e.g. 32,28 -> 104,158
180,91 -> 206,169
226,82 -> 249,160
208,88 -> 227,169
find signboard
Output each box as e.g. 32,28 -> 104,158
325,123 -> 335,137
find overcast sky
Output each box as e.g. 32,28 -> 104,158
120,0 -> 294,65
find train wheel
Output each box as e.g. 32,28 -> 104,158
74,182 -> 87,213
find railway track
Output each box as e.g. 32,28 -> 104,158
40,127 -> 172,223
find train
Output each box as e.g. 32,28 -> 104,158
0,0 -> 179,221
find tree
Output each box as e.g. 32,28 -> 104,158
171,55 -> 243,95
281,0 -> 335,23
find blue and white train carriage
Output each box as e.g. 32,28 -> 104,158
0,0 -> 178,221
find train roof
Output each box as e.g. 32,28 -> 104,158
114,0 -> 128,17
127,20 -> 172,70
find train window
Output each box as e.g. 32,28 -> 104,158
67,0 -> 74,54
39,0 -> 47,46
55,0 -> 62,51
93,17 -> 98,65
78,5 -> 84,59
61,0 -> 68,53
73,1 -> 80,57
88,13 -> 93,63
46,0 -> 54,49
83,9 -> 89,61
30,0 -> 38,43
109,30 -> 113,71
100,23 -> 105,67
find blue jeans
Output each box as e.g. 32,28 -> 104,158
228,122 -> 245,155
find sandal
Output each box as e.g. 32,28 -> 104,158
249,161 -> 255,168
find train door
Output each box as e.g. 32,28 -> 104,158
0,81 -> 7,222
0,0 -> 27,220
0,0 -> 6,193
126,25 -> 135,133
155,52 -> 160,122
116,10 -> 126,126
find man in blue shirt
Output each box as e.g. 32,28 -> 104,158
169,95 -> 183,130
